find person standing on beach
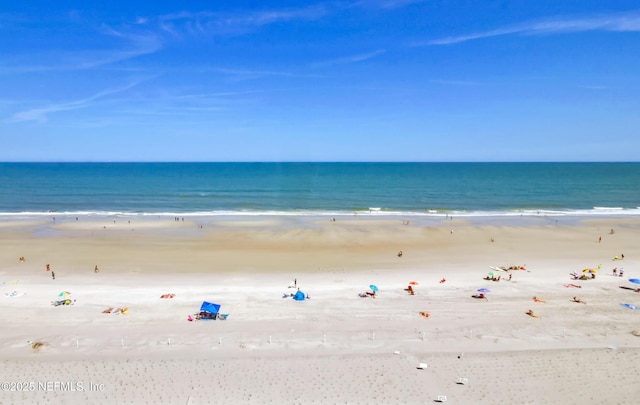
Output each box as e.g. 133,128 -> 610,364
51,271 -> 55,280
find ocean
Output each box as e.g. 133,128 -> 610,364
0,162 -> 639,218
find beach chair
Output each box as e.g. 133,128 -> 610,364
455,377 -> 468,385
417,363 -> 428,370
435,395 -> 447,402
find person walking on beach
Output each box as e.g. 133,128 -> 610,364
51,271 -> 55,280
94,265 -> 100,273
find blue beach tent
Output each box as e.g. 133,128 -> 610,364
293,291 -> 305,301
200,301 -> 221,314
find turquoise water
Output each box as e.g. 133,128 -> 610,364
0,162 -> 639,217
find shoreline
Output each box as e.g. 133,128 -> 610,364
3,211 -> 640,233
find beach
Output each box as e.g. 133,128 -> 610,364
1,214 -> 640,404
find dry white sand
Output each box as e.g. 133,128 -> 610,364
1,215 -> 640,404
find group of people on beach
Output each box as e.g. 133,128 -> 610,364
45,263 -> 55,280
525,295 -> 586,318
570,272 -> 595,280
484,273 -> 513,282
39,262 -> 101,280
359,290 -> 376,298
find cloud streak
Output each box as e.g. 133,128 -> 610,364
10,81 -> 143,123
374,0 -> 426,9
0,28 -> 162,74
157,5 -> 329,38
424,12 -> 640,45
352,0 -> 426,10
311,49 -> 386,68
213,67 -> 322,81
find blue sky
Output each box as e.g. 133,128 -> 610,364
1,1 -> 639,162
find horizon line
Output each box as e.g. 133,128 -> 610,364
1,161 -> 638,164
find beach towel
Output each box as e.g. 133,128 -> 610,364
620,304 -> 640,310
4,291 -> 24,297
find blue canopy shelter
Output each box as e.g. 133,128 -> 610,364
199,301 -> 221,319
293,290 -> 305,301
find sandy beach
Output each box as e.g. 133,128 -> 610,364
1,214 -> 640,404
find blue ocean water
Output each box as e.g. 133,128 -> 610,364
0,163 -> 639,217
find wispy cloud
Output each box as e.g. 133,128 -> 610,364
10,81 -> 143,123
422,12 -> 640,46
157,5 -> 329,38
428,79 -> 484,86
213,67 -> 321,81
311,49 -> 386,68
352,0 -> 426,10
373,0 -> 426,9
578,85 -> 610,90
0,27 -> 162,74
2,5 -> 328,73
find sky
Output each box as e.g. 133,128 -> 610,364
1,0 -> 639,162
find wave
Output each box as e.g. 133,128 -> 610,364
2,207 -> 640,219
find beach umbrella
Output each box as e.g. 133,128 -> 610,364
58,291 -> 71,297
487,272 -> 496,278
477,288 -> 491,293
583,268 -> 597,274
369,285 -> 379,292
629,279 -> 640,285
